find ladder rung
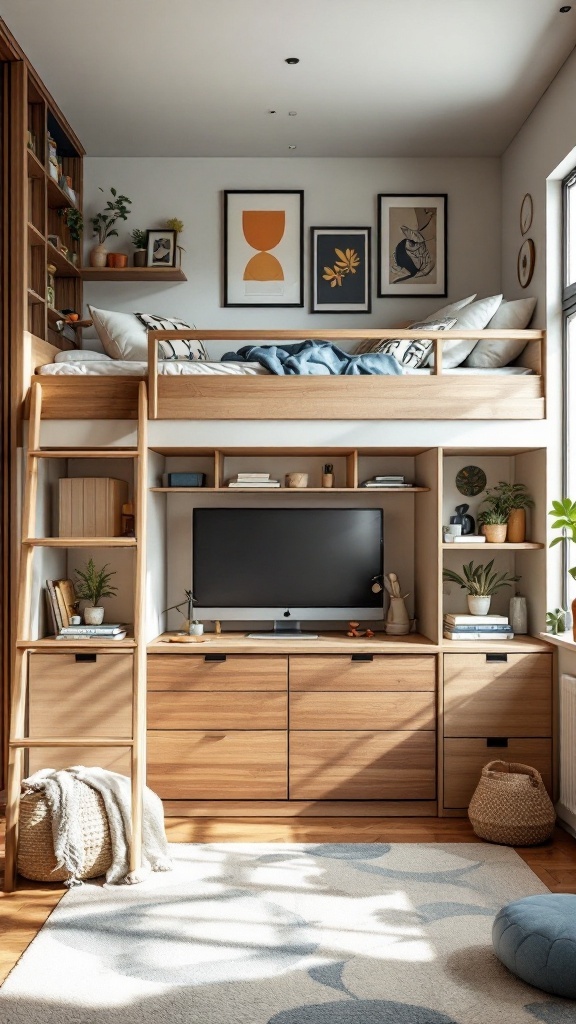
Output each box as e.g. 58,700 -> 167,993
29,450 -> 139,459
10,737 -> 134,748
24,537 -> 137,547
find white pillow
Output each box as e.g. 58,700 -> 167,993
54,349 -> 112,363
425,294 -> 503,368
355,317 -> 456,367
464,297 -> 537,368
421,294 -> 476,322
89,306 -> 207,362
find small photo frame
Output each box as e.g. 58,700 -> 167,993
146,229 -> 177,268
377,194 -> 447,298
310,227 -> 371,314
223,189 -> 304,307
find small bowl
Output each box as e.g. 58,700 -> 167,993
285,472 -> 308,488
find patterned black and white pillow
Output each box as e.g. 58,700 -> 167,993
135,313 -> 208,361
356,317 -> 456,368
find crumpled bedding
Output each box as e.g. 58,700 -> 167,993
222,340 -> 404,375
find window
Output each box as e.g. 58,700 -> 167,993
562,171 -> 576,602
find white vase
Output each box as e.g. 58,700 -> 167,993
90,243 -> 107,268
189,622 -> 204,636
467,595 -> 491,615
509,596 -> 528,634
84,606 -> 105,625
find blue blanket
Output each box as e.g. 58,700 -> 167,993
222,340 -> 403,376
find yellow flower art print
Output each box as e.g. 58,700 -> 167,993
311,228 -> 371,313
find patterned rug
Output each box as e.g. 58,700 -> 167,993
2,843 -> 576,1023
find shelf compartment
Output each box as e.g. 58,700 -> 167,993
28,222 -> 45,246
23,537 -> 137,547
27,147 -> 46,179
47,241 -> 80,278
81,267 -> 187,282
27,288 -> 45,305
47,174 -> 77,209
151,486 -> 431,493
30,449 -> 138,458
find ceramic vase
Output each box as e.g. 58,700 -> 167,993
507,508 -> 526,543
90,243 -> 107,268
385,595 -> 410,635
509,595 -> 528,634
189,622 -> 204,636
483,524 -> 507,543
468,595 -> 491,615
84,606 -> 105,625
133,249 -> 146,267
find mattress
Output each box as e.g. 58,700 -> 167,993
37,359 -> 534,377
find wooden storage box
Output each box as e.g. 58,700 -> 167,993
59,477 -> 129,537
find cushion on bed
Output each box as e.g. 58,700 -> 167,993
464,297 -> 537,367
425,294 -> 503,368
89,307 -> 207,362
54,349 -> 113,363
421,294 -> 477,321
355,317 -> 456,367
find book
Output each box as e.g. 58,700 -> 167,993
444,631 -> 514,640
452,535 -> 486,543
236,473 -> 271,480
227,480 -> 280,487
361,480 -> 413,488
46,579 -> 63,633
59,624 -> 124,635
443,622 -> 512,632
374,476 -> 405,482
45,586 -> 58,636
55,579 -> 78,625
444,613 -> 509,625
56,630 -> 127,641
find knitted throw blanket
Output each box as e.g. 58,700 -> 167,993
22,766 -> 173,886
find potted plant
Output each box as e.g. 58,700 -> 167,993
74,559 -> 118,625
164,589 -> 203,635
131,228 -> 147,268
443,559 -> 520,615
89,187 -> 132,267
478,481 -> 534,543
477,508 -> 508,544
58,206 -> 83,264
549,498 -> 576,640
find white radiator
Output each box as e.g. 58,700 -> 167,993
558,674 -> 576,831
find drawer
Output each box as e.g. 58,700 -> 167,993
148,654 -> 287,691
290,655 -> 435,691
147,730 -> 287,799
289,691 -> 435,731
289,730 -> 436,800
148,691 -> 287,730
444,738 -> 552,808
444,653 -> 552,738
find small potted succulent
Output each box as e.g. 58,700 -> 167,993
164,589 -> 203,635
74,559 -> 118,625
131,228 -> 148,268
443,559 -> 520,615
89,187 -> 132,267
548,498 -> 576,640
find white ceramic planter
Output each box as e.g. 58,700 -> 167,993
90,243 -> 108,268
189,622 -> 204,636
84,606 -> 105,625
467,595 -> 491,615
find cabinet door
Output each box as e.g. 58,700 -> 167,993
289,691 -> 435,731
148,654 -> 287,691
147,730 -> 288,799
28,652 -> 132,775
444,738 -> 552,808
290,655 -> 435,691
148,691 -> 287,730
444,653 -> 552,737
289,730 -> 436,800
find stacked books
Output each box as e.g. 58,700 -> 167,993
228,473 -> 280,488
361,475 -> 413,488
56,623 -> 127,641
45,578 -> 78,634
443,613 -> 513,640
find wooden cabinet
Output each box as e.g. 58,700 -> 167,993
442,652 -> 553,811
289,691 -> 435,731
28,652 -> 132,775
148,691 -> 287,730
290,654 -> 435,691
148,654 -> 287,691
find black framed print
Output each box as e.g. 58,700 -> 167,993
146,229 -> 177,268
377,194 -> 447,298
310,227 -> 371,314
223,189 -> 304,307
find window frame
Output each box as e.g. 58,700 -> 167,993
561,169 -> 576,606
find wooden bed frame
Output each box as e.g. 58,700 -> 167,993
27,328 -> 546,420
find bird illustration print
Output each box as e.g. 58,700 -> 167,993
391,207 -> 436,282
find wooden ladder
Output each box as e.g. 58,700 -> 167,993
3,380 -> 148,892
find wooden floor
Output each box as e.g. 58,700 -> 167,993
1,815 -> 576,986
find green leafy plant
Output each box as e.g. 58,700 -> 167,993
477,507 -> 508,526
549,498 -> 576,584
91,187 -> 132,244
58,206 -> 83,243
443,559 -> 520,597
479,481 -> 534,520
166,218 -> 184,235
74,559 -> 118,606
131,228 -> 147,250
163,589 -> 198,623
546,607 -> 568,635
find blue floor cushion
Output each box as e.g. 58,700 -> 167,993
493,894 -> 576,999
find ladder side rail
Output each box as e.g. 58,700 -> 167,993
130,382 -> 148,873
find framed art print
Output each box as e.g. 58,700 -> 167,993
146,229 -> 177,268
377,194 -> 447,298
310,227 -> 371,313
223,190 -> 304,307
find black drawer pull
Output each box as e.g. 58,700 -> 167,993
487,737 -> 509,748
351,654 -> 374,662
75,653 -> 97,663
204,654 -> 227,662
486,653 -> 508,663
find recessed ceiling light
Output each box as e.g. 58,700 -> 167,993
285,57 -> 300,64
288,145 -> 297,150
288,111 -> 297,116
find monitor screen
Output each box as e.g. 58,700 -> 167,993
192,507 -> 383,621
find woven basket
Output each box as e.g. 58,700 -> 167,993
468,760 -> 555,846
17,779 -> 112,882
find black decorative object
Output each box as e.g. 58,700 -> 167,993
450,503 -> 475,535
456,465 -> 487,497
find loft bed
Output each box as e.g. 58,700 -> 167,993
27,328 -> 546,421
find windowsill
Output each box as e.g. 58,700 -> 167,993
540,631 -> 576,652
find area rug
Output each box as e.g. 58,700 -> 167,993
2,843 -> 576,1023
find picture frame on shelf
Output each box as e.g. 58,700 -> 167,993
310,226 -> 371,314
377,193 -> 447,298
146,229 -> 177,268
223,189 -> 304,307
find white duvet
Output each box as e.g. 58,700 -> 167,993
38,358 -> 533,377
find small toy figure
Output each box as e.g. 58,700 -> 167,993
347,621 -> 375,639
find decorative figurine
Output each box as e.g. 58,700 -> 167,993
384,572 -> 410,635
347,620 -> 375,638
450,503 -> 475,536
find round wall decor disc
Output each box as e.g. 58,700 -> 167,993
517,238 -> 535,288
455,465 -> 487,496
520,193 -> 533,235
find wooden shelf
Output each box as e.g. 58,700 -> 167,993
46,307 -> 91,333
47,241 -> 80,278
27,288 -> 45,305
17,637 -> 136,650
46,174 -> 77,209
81,267 -> 187,282
27,222 -> 45,246
30,449 -> 138,458
151,486 -> 430,494
27,148 -> 45,179
442,542 -> 544,550
23,537 -> 137,547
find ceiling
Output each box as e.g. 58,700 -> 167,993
3,0 -> 576,157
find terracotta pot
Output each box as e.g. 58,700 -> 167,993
133,249 -> 146,267
468,595 -> 491,615
106,253 -> 128,269
507,508 -> 526,543
89,243 -> 107,268
483,523 -> 507,543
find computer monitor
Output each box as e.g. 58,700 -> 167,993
192,507 -> 383,635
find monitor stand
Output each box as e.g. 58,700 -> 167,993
247,620 -> 319,640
